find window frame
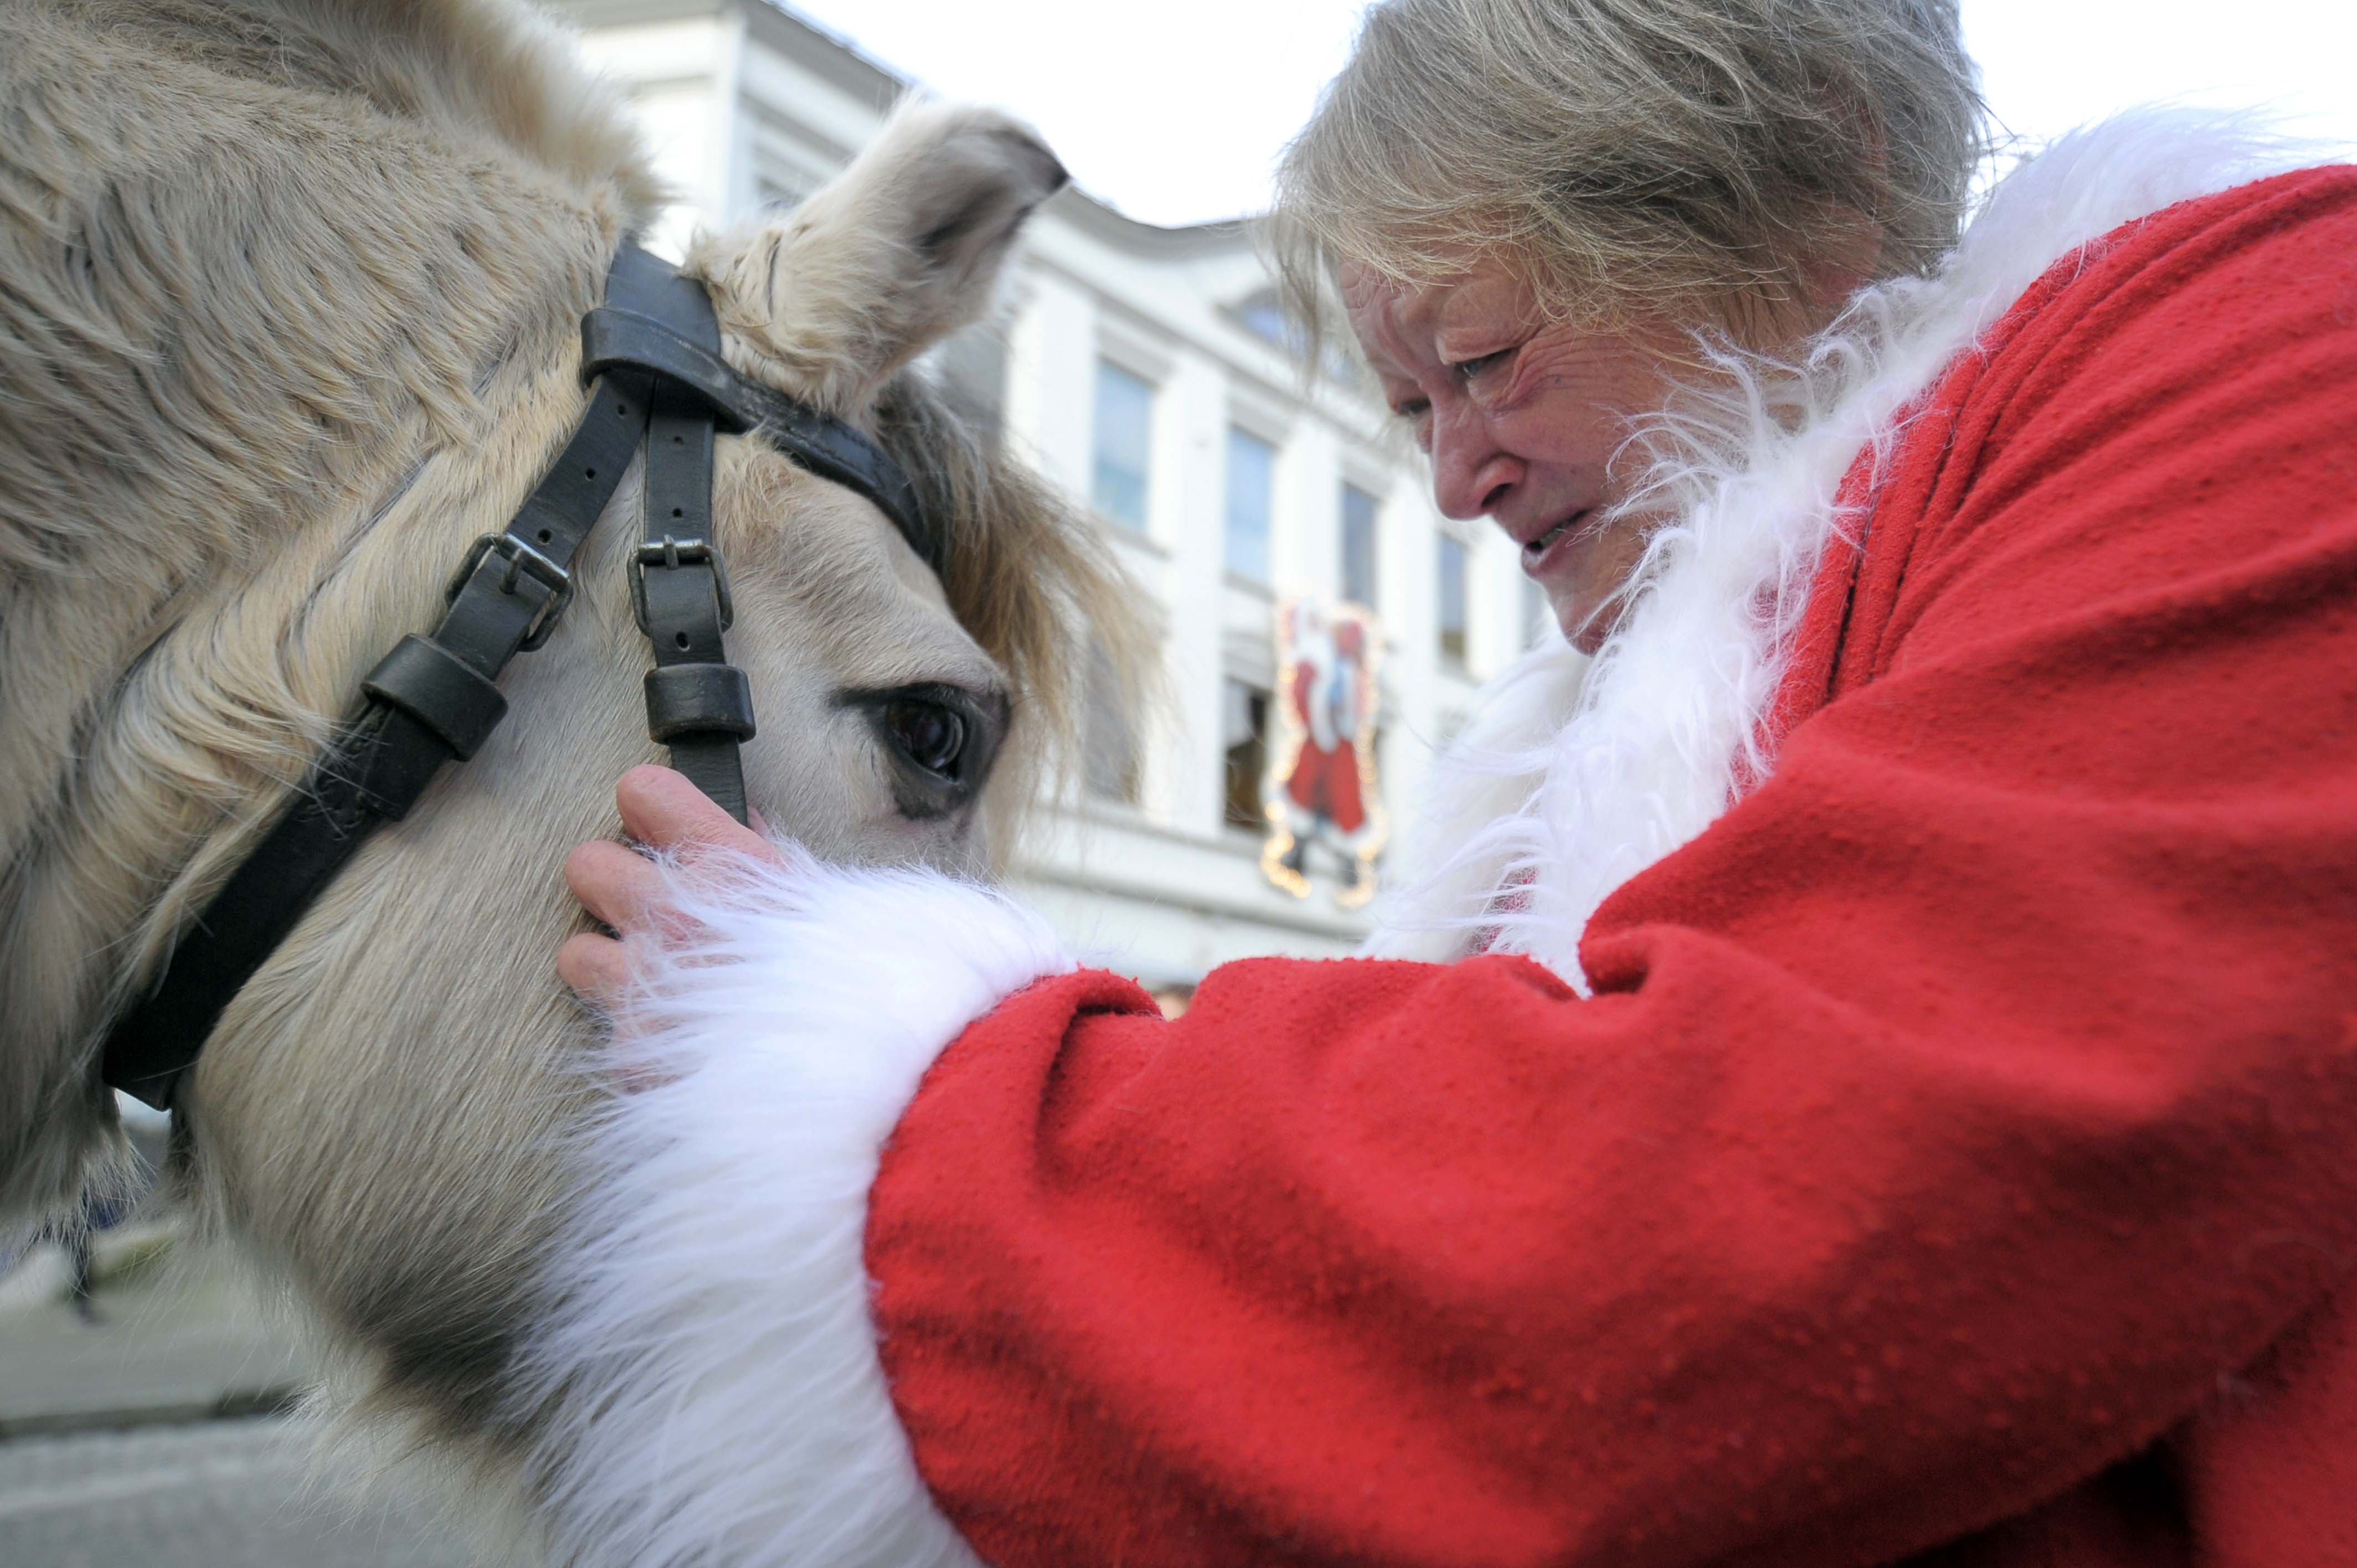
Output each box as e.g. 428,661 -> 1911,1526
1436,531 -> 1470,667
1223,425 -> 1278,585
1341,482 -> 1382,612
1090,357 -> 1157,534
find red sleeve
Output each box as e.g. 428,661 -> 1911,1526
866,171 -> 2357,1566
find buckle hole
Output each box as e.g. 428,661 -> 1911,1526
674,632 -> 689,651
584,467 -> 596,479
537,529 -> 552,544
671,507 -> 683,519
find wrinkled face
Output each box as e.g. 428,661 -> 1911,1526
1342,260 -> 1680,654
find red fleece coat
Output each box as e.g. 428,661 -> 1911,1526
864,168 -> 2357,1566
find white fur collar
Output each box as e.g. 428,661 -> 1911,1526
1363,110 -> 2321,988
516,850 -> 1071,1568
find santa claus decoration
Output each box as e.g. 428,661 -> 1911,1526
1262,596 -> 1386,906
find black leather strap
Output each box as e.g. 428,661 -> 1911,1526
101,360 -> 654,1107
362,635 -> 508,760
99,242 -> 939,1110
737,386 -> 941,579
581,306 -> 753,432
583,277 -> 939,577
645,663 -> 756,742
637,384 -> 753,822
100,257 -> 688,1107
611,245 -> 754,824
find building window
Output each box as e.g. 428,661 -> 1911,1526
1231,287 -> 1361,388
1092,360 -> 1154,531
1084,647 -> 1139,803
1224,427 -> 1275,584
1234,289 -> 1293,350
1437,533 -> 1469,664
1341,483 -> 1379,609
1222,678 -> 1270,829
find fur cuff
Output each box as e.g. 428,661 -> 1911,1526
519,847 -> 1073,1568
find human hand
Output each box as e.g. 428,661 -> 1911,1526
558,766 -> 782,1005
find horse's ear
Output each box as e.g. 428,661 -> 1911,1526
691,100 -> 1068,411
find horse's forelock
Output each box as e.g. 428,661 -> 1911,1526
868,370 -> 1151,857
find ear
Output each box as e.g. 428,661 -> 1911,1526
689,100 -> 1068,412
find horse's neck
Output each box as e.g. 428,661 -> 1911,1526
0,0 -> 656,1225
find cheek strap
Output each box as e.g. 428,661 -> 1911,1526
97,244 -> 943,1110
606,246 -> 753,822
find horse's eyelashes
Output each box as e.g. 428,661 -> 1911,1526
842,683 -> 1006,818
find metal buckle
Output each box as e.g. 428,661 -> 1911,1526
630,535 -> 736,635
446,533 -> 575,651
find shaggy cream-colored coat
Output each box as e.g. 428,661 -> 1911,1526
0,0 -> 1132,1529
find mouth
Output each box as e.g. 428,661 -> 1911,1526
1517,509 -> 1596,575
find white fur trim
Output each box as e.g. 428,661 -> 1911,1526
1367,109 -> 2326,987
517,846 -> 1073,1568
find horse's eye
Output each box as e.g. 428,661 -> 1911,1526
851,683 -> 1002,817
884,699 -> 966,778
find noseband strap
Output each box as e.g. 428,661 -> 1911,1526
99,244 -> 936,1110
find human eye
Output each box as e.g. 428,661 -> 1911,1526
1448,348 -> 1512,382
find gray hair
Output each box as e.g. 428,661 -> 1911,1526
1274,0 -> 1988,340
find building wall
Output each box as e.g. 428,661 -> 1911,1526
552,0 -> 1546,988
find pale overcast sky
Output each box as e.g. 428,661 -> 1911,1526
780,0 -> 2357,228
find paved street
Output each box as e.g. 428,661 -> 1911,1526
0,1418 -> 483,1568
0,1228 -> 309,1436
1,1231 -> 483,1566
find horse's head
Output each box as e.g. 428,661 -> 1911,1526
678,99 -> 1103,869
0,0 -> 1130,1471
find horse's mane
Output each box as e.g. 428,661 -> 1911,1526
0,0 -> 660,579
870,373 -> 1147,852
0,0 -> 663,854
0,0 -> 667,1226
0,0 -> 1141,1234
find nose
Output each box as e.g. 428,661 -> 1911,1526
1427,399 -> 1521,521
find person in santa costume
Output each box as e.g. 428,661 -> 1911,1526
543,1 -> 2357,1563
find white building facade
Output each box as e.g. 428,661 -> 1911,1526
554,0 -> 1549,991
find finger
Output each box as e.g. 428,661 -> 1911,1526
558,931 -> 634,1004
616,765 -> 774,862
564,838 -> 671,933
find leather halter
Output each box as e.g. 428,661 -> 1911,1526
100,244 -> 940,1111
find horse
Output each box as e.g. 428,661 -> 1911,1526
0,0 -> 1133,1529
